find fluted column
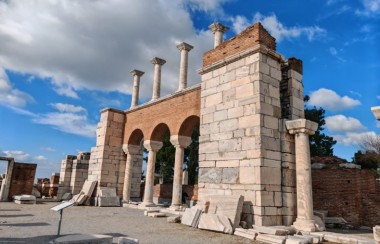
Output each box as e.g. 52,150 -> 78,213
122,144 -> 141,202
140,140 -> 163,207
151,57 -> 166,101
286,119 -> 319,232
209,23 -> 229,48
169,135 -> 192,209
130,70 -> 144,109
176,42 -> 193,91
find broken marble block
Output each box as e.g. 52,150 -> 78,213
181,207 -> 202,227
253,225 -> 289,236
167,216 -> 181,223
207,195 -> 244,229
256,234 -> 286,244
234,228 -> 257,240
13,195 -> 36,204
374,226 -> 380,243
198,214 -> 233,234
118,237 -> 139,244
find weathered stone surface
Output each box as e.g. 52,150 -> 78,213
313,215 -> 326,231
256,233 -> 286,244
286,236 -> 311,244
98,187 -> 117,197
167,216 -> 181,223
181,207 -> 202,227
253,225 -> 289,236
325,217 -> 347,224
207,195 -> 244,228
147,212 -> 167,218
374,226 -> 380,243
234,228 -> 257,240
98,196 -> 120,207
118,237 -> 139,244
13,195 -> 36,201
198,168 -> 222,183
198,214 -> 233,234
51,234 -> 112,244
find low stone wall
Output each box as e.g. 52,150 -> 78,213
8,162 -> 37,199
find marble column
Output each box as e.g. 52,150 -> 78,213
209,23 -> 229,48
169,135 -> 192,210
285,119 -> 319,232
176,42 -> 193,91
140,140 -> 163,207
371,106 -> 380,120
122,144 -> 141,202
130,69 -> 144,109
151,57 -> 166,101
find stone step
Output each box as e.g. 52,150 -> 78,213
253,225 -> 289,236
256,233 -> 287,244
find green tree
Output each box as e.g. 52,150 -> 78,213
155,131 -> 175,183
184,125 -> 199,185
304,95 -> 337,157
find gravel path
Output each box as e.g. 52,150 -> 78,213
0,202 -> 252,244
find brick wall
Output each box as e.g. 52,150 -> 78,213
8,162 -> 36,199
312,168 -> 380,227
203,23 -> 276,67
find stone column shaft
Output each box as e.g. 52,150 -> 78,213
130,70 -> 144,109
286,119 -> 318,232
122,144 -> 141,202
151,57 -> 166,101
177,42 -> 193,91
209,23 -> 229,48
170,135 -> 192,209
140,140 -> 163,207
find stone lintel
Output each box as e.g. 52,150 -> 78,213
143,140 -> 163,152
151,57 -> 166,66
170,135 -> 192,148
285,119 -> 318,135
130,69 -> 144,77
371,106 -> 380,121
122,144 -> 141,155
177,42 -> 194,52
209,23 -> 229,33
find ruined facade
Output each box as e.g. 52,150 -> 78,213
59,22 -> 320,230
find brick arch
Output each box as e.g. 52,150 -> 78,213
177,115 -> 200,137
150,123 -> 171,141
128,129 -> 144,146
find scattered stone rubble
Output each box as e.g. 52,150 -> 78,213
69,180 -> 96,206
13,194 -> 36,204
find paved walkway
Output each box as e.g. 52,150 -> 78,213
0,202 -> 251,244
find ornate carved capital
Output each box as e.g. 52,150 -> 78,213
176,42 -> 194,52
285,119 -> 318,135
170,135 -> 192,148
143,140 -> 163,152
151,57 -> 166,66
130,69 -> 144,77
209,23 -> 229,34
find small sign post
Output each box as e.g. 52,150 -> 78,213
50,201 -> 74,236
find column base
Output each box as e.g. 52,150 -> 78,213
293,218 -> 317,232
169,204 -> 185,211
138,201 -> 156,209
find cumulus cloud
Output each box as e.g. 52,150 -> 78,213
0,68 -> 34,107
0,150 -> 30,162
41,147 -> 56,152
0,0 -> 217,100
308,88 -> 361,111
326,115 -> 366,133
34,155 -> 47,161
356,0 -> 380,16
32,104 -> 96,137
334,131 -> 377,146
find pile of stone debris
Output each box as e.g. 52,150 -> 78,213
134,194 -> 377,244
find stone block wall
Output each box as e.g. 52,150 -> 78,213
88,108 -> 126,196
70,152 -> 90,194
130,152 -> 143,199
198,23 -> 303,226
312,167 -> 380,227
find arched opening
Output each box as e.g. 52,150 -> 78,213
178,115 -> 200,137
128,129 -> 144,146
150,123 -> 171,142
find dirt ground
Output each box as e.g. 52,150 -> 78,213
0,201 -> 253,244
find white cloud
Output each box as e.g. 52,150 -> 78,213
308,88 -> 361,111
0,150 -> 30,161
334,131 -> 377,146
326,115 -> 366,133
0,68 -> 34,107
377,95 -> 380,99
349,91 -> 362,98
34,155 -> 47,161
41,147 -> 56,152
250,13 -> 326,42
355,0 -> 380,16
32,105 -> 96,138
0,0 -> 217,100
329,47 -> 346,62
51,103 -> 87,114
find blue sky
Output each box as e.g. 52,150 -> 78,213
0,0 -> 379,178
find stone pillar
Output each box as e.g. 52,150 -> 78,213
182,170 -> 188,185
209,23 -> 229,48
176,42 -> 193,91
151,57 -> 166,101
0,158 -> 14,201
130,69 -> 144,109
140,140 -> 163,207
122,144 -> 141,202
169,135 -> 192,209
371,106 -> 380,120
286,119 -> 318,232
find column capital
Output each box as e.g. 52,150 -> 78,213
151,57 -> 166,66
371,106 -> 380,121
130,69 -> 144,77
122,144 -> 141,155
286,119 -> 318,135
170,135 -> 192,148
177,42 -> 194,52
209,22 -> 229,34
143,140 -> 163,152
